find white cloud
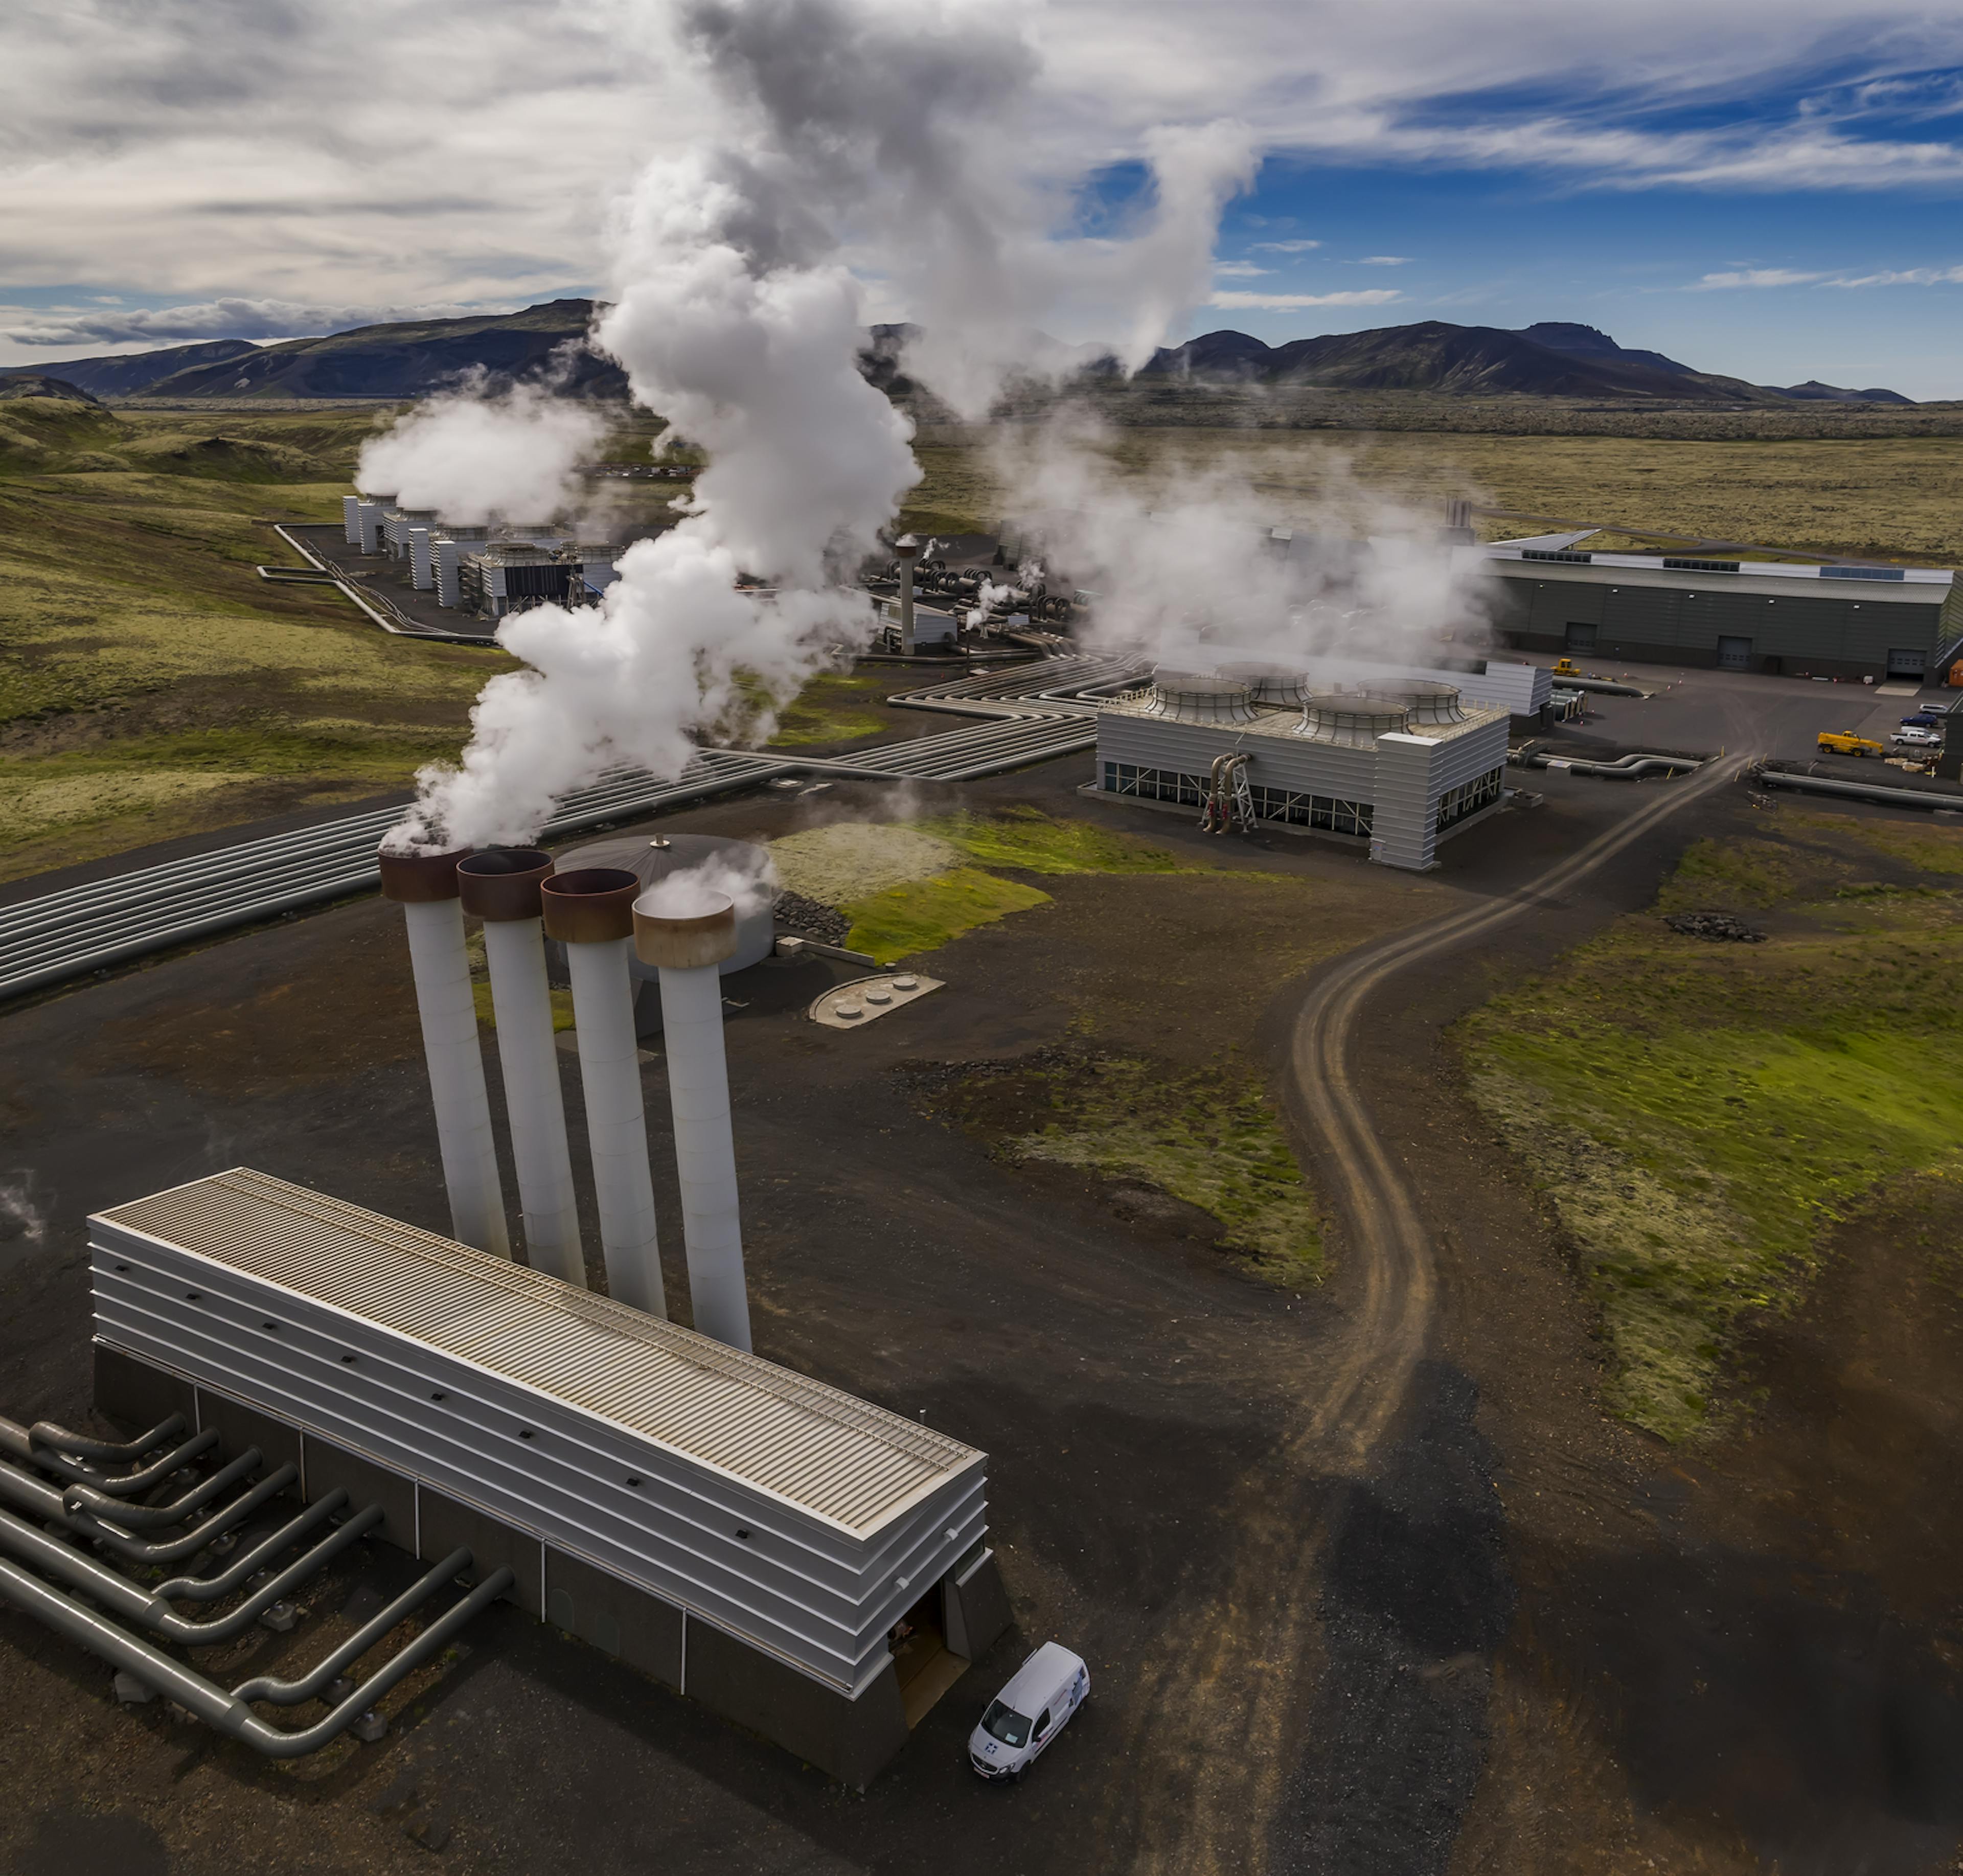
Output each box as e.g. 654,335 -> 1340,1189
1827,264 -> 1963,285
1356,255 -> 1411,265
2,0 -> 1962,358
1,296 -> 510,347
1689,268 -> 1827,289
1208,288 -> 1403,309
1212,261 -> 1270,277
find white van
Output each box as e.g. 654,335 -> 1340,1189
967,1642 -> 1089,1781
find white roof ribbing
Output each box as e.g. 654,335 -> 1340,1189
95,1169 -> 976,1537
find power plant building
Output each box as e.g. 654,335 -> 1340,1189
89,1171 -> 1002,1788
1092,668 -> 1511,870
1481,543 -> 1962,681
70,841 -> 1013,1787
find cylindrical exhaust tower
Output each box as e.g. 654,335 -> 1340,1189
457,850 -> 585,1288
377,848 -> 510,1258
895,535 -> 920,657
541,868 -> 666,1317
633,888 -> 750,1352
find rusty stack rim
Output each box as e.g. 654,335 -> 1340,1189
632,890 -> 739,970
456,848 -> 556,922
377,847 -> 471,903
541,867 -> 641,945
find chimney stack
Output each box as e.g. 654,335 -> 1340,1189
633,889 -> 750,1351
377,848 -> 510,1259
894,535 -> 921,657
457,850 -> 585,1288
541,868 -> 666,1317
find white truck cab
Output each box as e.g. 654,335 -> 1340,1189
967,1642 -> 1089,1781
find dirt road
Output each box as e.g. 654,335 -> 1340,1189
1114,756 -> 1748,1876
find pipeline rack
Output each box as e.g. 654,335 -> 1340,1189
0,1409 -> 510,1757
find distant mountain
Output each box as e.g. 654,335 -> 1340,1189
0,339 -> 257,398
5,302 -> 1916,408
0,303 -> 628,403
1515,321 -> 1697,379
1138,321 -> 1912,404
1768,379 -> 1916,405
137,301 -> 627,400
1142,330 -> 1274,382
1144,322 -> 1762,401
0,374 -> 103,404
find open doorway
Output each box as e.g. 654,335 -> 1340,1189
889,1585 -> 970,1728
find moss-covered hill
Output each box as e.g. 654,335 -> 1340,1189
1458,812 -> 1963,1442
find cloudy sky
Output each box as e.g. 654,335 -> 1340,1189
4,0 -> 1962,394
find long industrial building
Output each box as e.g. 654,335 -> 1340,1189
54,848 -> 1011,1786
1480,539 -> 1962,681
1091,664 -> 1514,870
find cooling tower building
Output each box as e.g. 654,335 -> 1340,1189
1091,667 -> 1512,870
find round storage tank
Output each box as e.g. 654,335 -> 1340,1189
1379,680 -> 1467,726
1217,662 -> 1310,708
1147,669 -> 1256,722
552,833 -> 776,977
1297,693 -> 1412,744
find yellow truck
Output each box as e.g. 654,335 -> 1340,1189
1550,657 -> 1581,679
1817,730 -> 1884,758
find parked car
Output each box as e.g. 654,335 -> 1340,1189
1901,712 -> 1946,729
968,1643 -> 1089,1781
1893,726 -> 1942,748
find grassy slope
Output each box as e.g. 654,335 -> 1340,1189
0,400 -> 845,881
1457,813 -> 1963,1442
841,809 -> 1321,1280
905,430 -> 1963,563
837,807 -> 1190,957
1008,1053 -> 1324,1282
0,400 -> 500,879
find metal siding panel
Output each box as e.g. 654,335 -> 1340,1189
1851,601 -> 1941,659
87,1170 -> 994,1694
1527,578 -> 1605,635
1603,586 -> 1683,648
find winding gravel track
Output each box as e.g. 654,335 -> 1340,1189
1120,756 -> 1747,1876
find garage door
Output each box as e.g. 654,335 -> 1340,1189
1887,647 -> 1927,680
1564,622 -> 1597,654
1717,636 -> 1752,671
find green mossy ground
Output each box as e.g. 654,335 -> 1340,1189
918,806 -> 1188,875
843,867 -> 1051,962
1012,1055 -> 1322,1280
836,809 -> 1198,960
1459,813 -> 1963,1442
762,672 -> 894,746
921,1047 -> 1322,1284
0,398 -> 882,878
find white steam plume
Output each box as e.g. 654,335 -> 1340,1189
357,371 -> 607,525
386,0 -> 1255,855
995,419 -> 1494,674
641,852 -> 776,921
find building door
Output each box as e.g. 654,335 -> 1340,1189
1717,636 -> 1752,671
1564,622 -> 1597,655
1888,648 -> 1928,680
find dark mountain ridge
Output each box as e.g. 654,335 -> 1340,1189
0,303 -> 1915,406
0,338 -> 257,399
0,303 -> 625,402
1138,319 -> 1899,403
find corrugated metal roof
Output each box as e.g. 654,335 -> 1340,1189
96,1169 -> 978,1536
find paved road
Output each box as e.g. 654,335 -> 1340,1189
1117,751 -> 1748,1876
